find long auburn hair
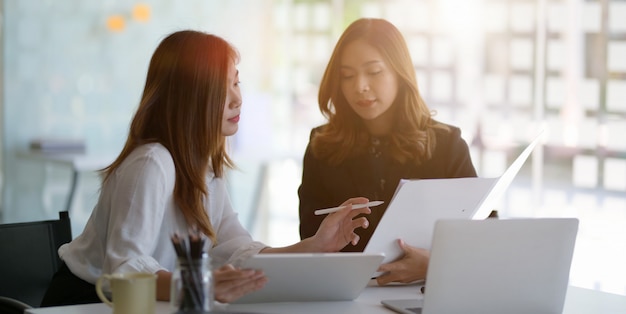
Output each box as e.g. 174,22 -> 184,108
312,18 -> 448,166
101,30 -> 237,242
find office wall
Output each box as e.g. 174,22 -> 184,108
0,0 -> 275,225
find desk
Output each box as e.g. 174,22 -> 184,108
17,152 -> 115,212
26,283 -> 626,314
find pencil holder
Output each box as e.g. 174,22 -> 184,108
170,253 -> 213,313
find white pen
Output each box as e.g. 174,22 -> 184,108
314,201 -> 384,216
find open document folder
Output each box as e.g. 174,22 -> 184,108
364,131 -> 544,264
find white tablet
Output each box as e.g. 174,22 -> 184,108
232,252 -> 384,304
365,131 -> 543,266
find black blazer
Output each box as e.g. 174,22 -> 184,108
298,123 -> 477,252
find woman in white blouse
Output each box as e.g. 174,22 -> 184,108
41,30 -> 373,307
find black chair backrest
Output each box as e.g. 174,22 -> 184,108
0,211 -> 72,307
0,296 -> 33,313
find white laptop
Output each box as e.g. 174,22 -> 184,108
365,131 -> 543,265
232,252 -> 384,303
382,218 -> 579,314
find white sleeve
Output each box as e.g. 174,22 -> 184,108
102,152 -> 171,275
208,177 -> 267,268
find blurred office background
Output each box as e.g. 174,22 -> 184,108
1,0 -> 624,296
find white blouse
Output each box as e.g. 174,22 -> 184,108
59,143 -> 267,284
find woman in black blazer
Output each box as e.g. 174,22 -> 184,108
298,18 -> 477,285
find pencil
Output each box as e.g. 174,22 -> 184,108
314,201 -> 384,215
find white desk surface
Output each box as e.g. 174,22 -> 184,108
17,151 -> 117,212
17,151 -> 116,172
26,282 -> 626,314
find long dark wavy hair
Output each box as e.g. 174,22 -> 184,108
102,30 -> 238,241
312,18 -> 447,166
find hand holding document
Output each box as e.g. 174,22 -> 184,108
314,201 -> 384,215
364,130 -> 545,266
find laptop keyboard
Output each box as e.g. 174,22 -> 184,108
407,308 -> 422,314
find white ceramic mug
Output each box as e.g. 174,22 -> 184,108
96,272 -> 157,314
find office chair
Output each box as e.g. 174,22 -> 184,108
0,211 -> 72,307
0,296 -> 33,313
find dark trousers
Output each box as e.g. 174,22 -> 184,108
40,263 -> 101,307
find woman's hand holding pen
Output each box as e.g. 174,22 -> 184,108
312,197 -> 372,251
375,239 -> 430,285
259,197 -> 371,254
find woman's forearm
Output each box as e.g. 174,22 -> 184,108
260,237 -> 323,254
